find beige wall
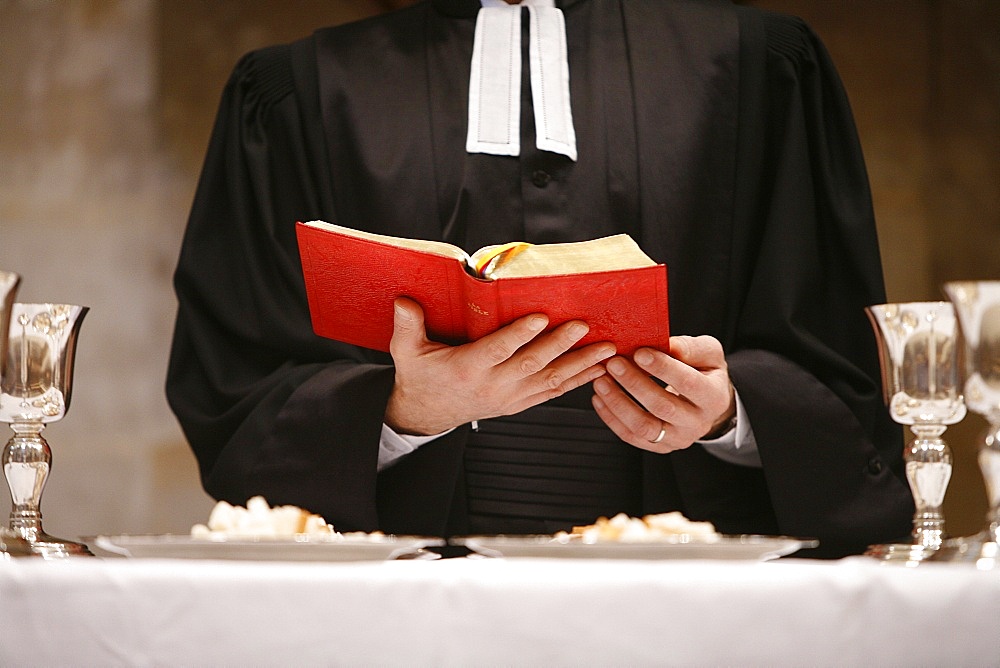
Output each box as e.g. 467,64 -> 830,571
1,1 -> 997,539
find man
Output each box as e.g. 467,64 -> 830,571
167,0 -> 913,556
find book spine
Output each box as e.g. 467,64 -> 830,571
462,275 -> 503,342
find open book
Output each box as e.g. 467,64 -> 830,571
295,220 -> 670,355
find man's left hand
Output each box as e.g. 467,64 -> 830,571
591,335 -> 735,453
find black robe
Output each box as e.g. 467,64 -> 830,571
167,0 -> 914,556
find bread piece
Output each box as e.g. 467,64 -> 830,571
565,511 -> 718,542
191,496 -> 336,538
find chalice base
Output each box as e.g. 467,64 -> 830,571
10,525 -> 93,558
863,542 -> 937,563
928,532 -> 999,569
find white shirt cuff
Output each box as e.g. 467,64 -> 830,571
378,424 -> 454,471
696,389 -> 762,468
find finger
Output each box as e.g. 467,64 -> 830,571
525,341 -> 616,394
544,340 -> 617,380
467,312 -> 549,367
389,297 -> 429,357
665,335 -> 727,369
591,392 -> 673,454
591,374 -> 668,443
513,362 -> 608,413
604,355 -> 694,429
505,320 -> 596,385
632,344 -> 721,407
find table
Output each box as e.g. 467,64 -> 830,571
1,554 -> 998,666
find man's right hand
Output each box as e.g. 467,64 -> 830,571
384,297 -> 616,436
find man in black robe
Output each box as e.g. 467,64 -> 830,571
166,0 -> 914,556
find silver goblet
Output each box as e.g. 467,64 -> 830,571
1,302 -> 91,557
0,272 -> 34,558
865,301 -> 966,562
939,281 -> 1000,568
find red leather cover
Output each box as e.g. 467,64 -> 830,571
296,221 -> 670,356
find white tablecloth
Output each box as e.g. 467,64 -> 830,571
1,555 -> 997,666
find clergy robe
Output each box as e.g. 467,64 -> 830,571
166,0 -> 914,556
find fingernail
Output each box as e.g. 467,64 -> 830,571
568,322 -> 589,340
527,315 -> 547,332
606,358 -> 625,376
596,345 -> 616,360
593,377 -> 610,395
394,302 -> 412,320
634,349 -> 654,366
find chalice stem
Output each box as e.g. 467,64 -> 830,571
980,421 -> 1000,544
905,431 -> 952,550
3,420 -> 51,541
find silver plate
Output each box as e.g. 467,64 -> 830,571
91,534 -> 443,562
453,534 -> 815,561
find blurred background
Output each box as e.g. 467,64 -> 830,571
1,0 -> 997,540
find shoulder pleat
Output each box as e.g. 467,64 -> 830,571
234,44 -> 296,119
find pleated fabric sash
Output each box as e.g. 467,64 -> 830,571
464,404 -> 642,534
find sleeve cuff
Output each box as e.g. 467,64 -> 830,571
378,423 -> 454,471
696,389 -> 762,468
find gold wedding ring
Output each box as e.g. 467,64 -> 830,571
651,424 -> 666,444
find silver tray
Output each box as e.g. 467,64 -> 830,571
91,534 -> 443,562
452,534 -> 815,561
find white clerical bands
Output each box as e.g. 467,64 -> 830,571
651,424 -> 667,444
467,0 -> 577,161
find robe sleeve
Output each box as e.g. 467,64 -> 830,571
724,10 -> 913,548
165,42 -> 464,533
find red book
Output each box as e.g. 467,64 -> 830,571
295,221 -> 670,356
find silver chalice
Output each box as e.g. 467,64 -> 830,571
936,281 -> 1000,568
865,301 -> 966,562
1,302 -> 91,557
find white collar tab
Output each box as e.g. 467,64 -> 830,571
466,0 -> 577,161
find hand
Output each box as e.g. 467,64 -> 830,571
590,335 -> 735,453
385,297 -> 617,436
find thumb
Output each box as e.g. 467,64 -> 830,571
390,297 -> 427,354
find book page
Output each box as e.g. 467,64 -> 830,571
302,220 -> 470,264
302,222 -> 656,280
485,234 -> 656,279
